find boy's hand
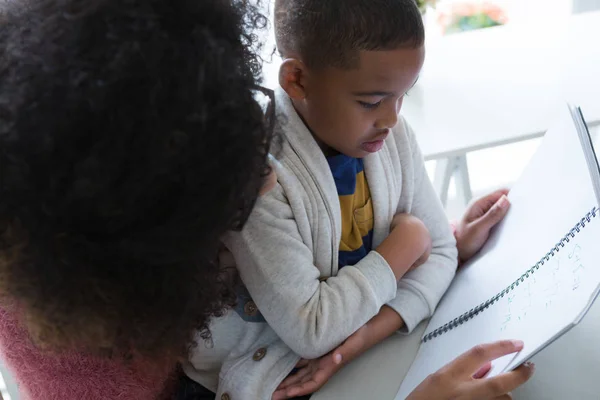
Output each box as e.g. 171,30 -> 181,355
272,354 -> 339,399
273,306 -> 404,399
455,189 -> 510,264
272,327 -> 368,399
390,214 -> 432,271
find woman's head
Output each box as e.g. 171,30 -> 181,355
0,0 -> 272,360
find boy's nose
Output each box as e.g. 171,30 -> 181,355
375,99 -> 401,129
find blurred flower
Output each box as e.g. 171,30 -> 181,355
437,1 -> 508,34
416,0 -> 439,14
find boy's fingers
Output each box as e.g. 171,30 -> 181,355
295,359 -> 310,368
465,188 -> 510,223
478,188 -> 510,208
486,188 -> 510,201
278,365 -> 313,389
472,195 -> 510,233
286,365 -> 333,398
287,379 -> 320,398
471,362 -> 534,398
452,340 -> 524,375
271,389 -> 290,400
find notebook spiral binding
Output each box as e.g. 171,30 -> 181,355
422,206 -> 599,344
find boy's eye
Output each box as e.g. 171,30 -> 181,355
358,100 -> 382,110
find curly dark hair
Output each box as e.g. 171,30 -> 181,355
0,0 -> 272,362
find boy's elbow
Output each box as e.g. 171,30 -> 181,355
290,341 -> 333,360
280,292 -> 354,358
431,242 -> 458,267
284,329 -> 338,359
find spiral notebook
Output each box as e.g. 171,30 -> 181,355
396,104 -> 600,399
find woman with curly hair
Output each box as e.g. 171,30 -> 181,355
0,0 -> 273,398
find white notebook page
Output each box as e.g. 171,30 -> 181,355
396,106 -> 600,399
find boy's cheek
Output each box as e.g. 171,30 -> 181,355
259,168 -> 277,196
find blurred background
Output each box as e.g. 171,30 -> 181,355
412,0 -> 600,219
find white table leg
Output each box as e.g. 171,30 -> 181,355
433,157 -> 456,207
432,155 -> 473,208
455,155 -> 473,206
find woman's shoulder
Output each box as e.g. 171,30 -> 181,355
0,305 -> 175,400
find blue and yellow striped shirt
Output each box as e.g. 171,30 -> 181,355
327,154 -> 374,269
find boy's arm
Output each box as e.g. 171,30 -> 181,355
332,191 -> 512,368
345,305 -> 405,353
274,304 -> 404,399
385,119 -> 458,334
223,181 -> 400,359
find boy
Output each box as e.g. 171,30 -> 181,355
183,0 -> 457,398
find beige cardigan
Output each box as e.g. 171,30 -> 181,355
184,87 -> 457,400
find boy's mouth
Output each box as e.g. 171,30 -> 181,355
361,140 -> 385,153
361,130 -> 389,153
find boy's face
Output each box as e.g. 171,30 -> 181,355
287,46 -> 425,158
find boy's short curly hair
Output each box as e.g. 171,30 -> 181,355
274,0 -> 425,69
0,0 -> 272,361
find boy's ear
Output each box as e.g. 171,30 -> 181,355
279,58 -> 308,100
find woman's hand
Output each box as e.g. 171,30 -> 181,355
455,189 -> 510,264
407,340 -> 534,400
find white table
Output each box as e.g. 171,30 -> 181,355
262,11 -> 600,207
308,11 -> 600,400
312,281 -> 600,400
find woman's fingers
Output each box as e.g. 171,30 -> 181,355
451,340 -> 524,376
470,362 -> 534,398
473,361 -> 493,379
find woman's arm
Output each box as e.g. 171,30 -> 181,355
0,306 -> 175,400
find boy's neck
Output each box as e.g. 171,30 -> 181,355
291,100 -> 341,158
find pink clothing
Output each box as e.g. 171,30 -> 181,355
0,306 -> 174,400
